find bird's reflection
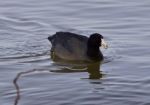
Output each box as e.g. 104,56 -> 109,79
87,62 -> 103,79
51,56 -> 103,79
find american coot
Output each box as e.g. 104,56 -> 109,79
48,32 -> 108,62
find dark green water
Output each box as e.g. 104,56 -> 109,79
1,0 -> 150,105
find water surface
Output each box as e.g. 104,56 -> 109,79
1,0 -> 150,105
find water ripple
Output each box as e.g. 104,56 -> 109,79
1,0 -> 150,105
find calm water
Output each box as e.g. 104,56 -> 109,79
1,0 -> 150,105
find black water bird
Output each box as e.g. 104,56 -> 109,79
48,32 -> 108,62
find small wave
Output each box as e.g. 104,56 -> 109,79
0,51 -> 49,60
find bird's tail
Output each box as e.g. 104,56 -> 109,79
48,35 -> 53,41
48,35 -> 54,42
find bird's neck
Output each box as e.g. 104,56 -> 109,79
87,45 -> 103,61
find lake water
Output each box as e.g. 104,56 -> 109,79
1,0 -> 150,105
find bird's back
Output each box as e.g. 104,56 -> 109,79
48,32 -> 89,61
